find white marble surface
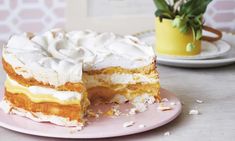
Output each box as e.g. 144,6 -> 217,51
0,61 -> 235,141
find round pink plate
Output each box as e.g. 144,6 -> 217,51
0,88 -> 182,139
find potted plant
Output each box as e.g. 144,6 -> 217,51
153,0 -> 222,56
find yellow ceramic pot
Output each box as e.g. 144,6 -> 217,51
155,17 -> 201,56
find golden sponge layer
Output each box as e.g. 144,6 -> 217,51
5,90 -> 87,122
84,59 -> 157,75
2,59 -> 86,93
87,83 -> 161,103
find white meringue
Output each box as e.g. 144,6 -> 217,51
3,29 -> 155,86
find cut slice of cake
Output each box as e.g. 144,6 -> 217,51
1,29 -> 160,127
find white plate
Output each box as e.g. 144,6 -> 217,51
0,88 -> 182,139
135,31 -> 235,68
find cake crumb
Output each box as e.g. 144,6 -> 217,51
196,100 -> 203,104
69,126 -> 83,133
106,106 -> 121,117
133,103 -> 147,112
112,104 -> 120,109
138,124 -> 146,128
145,95 -> 155,104
158,106 -> 172,111
189,109 -> 200,115
129,108 -> 137,115
112,105 -> 121,116
97,109 -> 103,114
133,94 -> 155,105
161,98 -> 169,102
123,121 -> 135,128
87,109 -> 96,117
113,108 -> 121,116
131,94 -> 156,113
105,109 -> 114,116
164,131 -> 170,136
111,95 -> 128,104
95,114 -> 99,118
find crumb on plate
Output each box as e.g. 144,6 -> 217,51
123,121 -> 135,128
164,131 -> 170,136
189,109 -> 200,115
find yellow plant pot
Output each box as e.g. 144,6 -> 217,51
155,17 -> 201,56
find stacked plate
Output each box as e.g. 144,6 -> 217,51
135,31 -> 235,68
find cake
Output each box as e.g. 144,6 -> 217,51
1,29 -> 160,127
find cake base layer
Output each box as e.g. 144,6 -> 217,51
4,90 -> 85,123
0,100 -> 83,127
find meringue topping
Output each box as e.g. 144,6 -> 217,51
3,29 -> 155,86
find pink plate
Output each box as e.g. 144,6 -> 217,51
0,88 -> 182,139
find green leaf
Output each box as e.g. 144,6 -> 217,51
189,19 -> 202,41
153,0 -> 170,11
153,0 -> 174,18
195,29 -> 202,40
155,10 -> 173,19
195,14 -> 203,25
179,24 -> 189,33
191,26 -> 196,41
191,0 -> 212,16
179,0 -> 194,15
173,0 -> 179,3
172,16 -> 182,27
172,15 -> 189,33
180,0 -> 212,16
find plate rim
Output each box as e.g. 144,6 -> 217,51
0,88 -> 182,139
158,57 -> 235,64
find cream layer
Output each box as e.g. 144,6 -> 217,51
5,76 -> 82,105
83,73 -> 159,88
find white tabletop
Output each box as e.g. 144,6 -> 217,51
0,62 -> 235,141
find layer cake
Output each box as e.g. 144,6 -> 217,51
1,29 -> 160,127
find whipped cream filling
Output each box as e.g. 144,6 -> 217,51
0,100 -> 84,127
3,29 -> 155,86
6,76 -> 82,102
83,73 -> 159,88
